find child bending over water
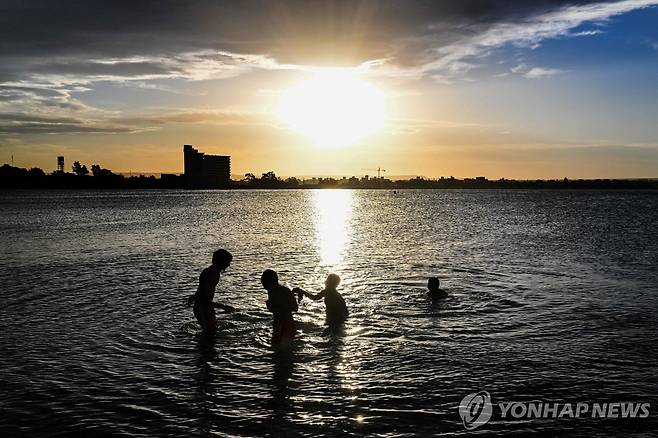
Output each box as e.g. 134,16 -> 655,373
187,249 -> 235,334
294,274 -> 348,326
261,269 -> 298,346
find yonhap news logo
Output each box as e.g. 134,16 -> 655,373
458,391 -> 650,431
459,391 -> 493,430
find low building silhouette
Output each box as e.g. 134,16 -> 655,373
183,144 -> 230,188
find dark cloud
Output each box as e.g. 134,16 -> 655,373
0,123 -> 135,134
30,60 -> 182,78
115,111 -> 265,126
0,0 -> 615,66
0,86 -> 64,98
0,109 -> 265,135
0,112 -> 142,134
0,113 -> 81,124
0,93 -> 23,102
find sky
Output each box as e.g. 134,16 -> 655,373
1,0 -> 657,179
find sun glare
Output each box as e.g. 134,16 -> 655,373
277,71 -> 385,148
314,189 -> 353,265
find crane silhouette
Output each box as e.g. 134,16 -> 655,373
361,167 -> 387,178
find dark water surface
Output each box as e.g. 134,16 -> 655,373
1,189 -> 657,437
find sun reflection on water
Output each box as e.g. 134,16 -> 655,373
313,189 -> 353,266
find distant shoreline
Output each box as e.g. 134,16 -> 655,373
2,164 -> 657,190
3,187 -> 658,192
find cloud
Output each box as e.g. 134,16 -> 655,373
523,67 -> 564,78
114,110 -> 268,127
0,113 -> 144,134
510,64 -> 564,78
0,84 -> 94,109
0,0 -> 655,137
570,29 -> 605,36
415,0 -> 658,79
0,109 -> 268,135
2,52 -> 286,88
1,1 -> 655,83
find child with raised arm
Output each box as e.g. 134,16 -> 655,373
261,269 -> 298,346
186,249 -> 236,334
294,273 -> 348,326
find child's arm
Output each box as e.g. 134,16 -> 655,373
292,287 -> 304,303
293,287 -> 325,301
287,290 -> 299,312
306,291 -> 325,301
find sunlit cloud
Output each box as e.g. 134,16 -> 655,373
570,29 -> 605,37
2,1 -> 655,89
523,67 -> 565,79
510,64 -> 565,78
416,0 -> 658,80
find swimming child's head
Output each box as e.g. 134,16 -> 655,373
428,277 -> 440,291
212,249 -> 232,270
325,273 -> 341,289
261,269 -> 279,289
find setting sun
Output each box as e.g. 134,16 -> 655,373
277,71 -> 385,148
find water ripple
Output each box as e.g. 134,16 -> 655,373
1,189 -> 657,436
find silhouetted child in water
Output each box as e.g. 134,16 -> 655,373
187,249 -> 235,333
294,274 -> 348,326
261,269 -> 298,346
427,277 -> 448,300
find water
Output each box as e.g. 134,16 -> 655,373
1,189 -> 657,437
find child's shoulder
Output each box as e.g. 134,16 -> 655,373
428,288 -> 448,299
324,287 -> 341,297
200,265 -> 214,277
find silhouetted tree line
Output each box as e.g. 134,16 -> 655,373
238,171 -> 302,188
393,176 -> 658,190
1,163 -> 656,190
0,163 -> 160,189
235,173 -> 658,190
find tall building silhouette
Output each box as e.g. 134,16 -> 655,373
183,145 -> 230,188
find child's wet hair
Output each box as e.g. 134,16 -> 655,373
428,277 -> 440,290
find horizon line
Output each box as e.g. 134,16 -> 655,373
2,162 -> 657,182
